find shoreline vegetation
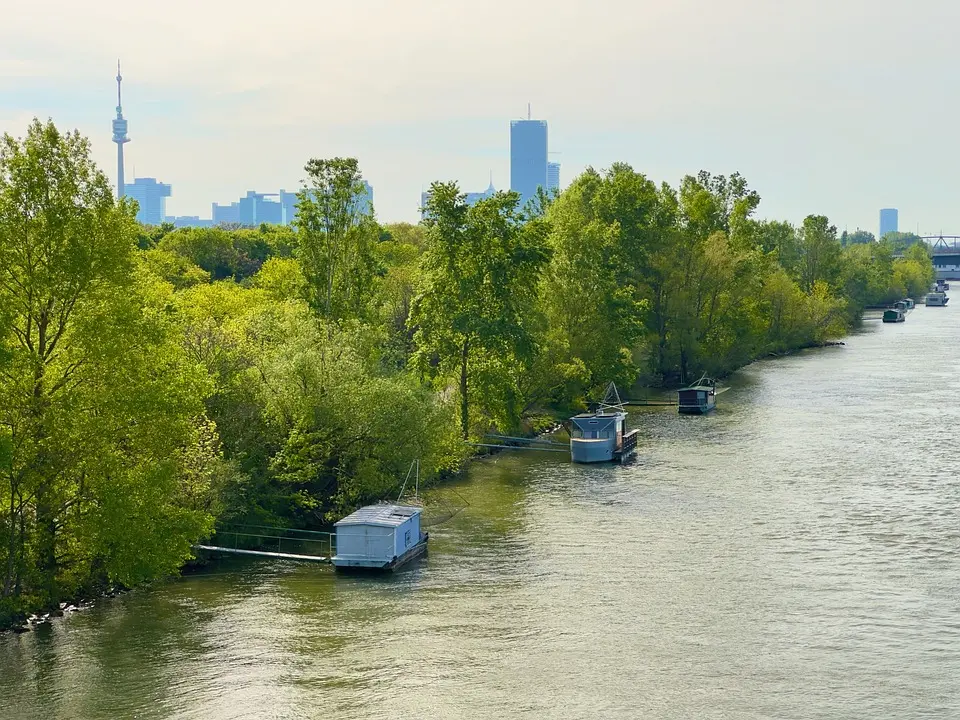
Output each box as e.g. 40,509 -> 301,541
0,120 -> 935,630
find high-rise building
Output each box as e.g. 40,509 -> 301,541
510,114 -> 548,208
212,181 -> 373,227
125,177 -> 172,225
879,208 -> 899,239
238,191 -> 282,225
112,61 -> 130,200
212,201 -> 240,225
547,162 -> 560,193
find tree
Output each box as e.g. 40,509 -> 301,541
294,158 -> 379,321
841,229 -> 875,246
797,215 -> 842,292
0,120 -> 216,610
410,183 -> 551,438
540,167 -> 652,393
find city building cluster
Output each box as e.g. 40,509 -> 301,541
112,66 -> 559,228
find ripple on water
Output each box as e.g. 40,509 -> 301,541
4,308 -> 960,719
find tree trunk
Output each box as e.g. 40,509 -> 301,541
460,338 -> 469,440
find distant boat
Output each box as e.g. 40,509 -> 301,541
903,298 -> 915,309
883,308 -> 906,323
678,376 -> 719,415
568,383 -> 639,463
893,300 -> 908,312
926,291 -> 949,307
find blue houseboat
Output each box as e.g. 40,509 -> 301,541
332,504 -> 428,572
569,383 -> 639,463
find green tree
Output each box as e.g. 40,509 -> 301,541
410,183 -> 551,438
0,120 -> 216,611
294,158 -> 379,321
841,229 -> 875,246
797,215 -> 842,292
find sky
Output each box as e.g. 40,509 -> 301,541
2,0 -> 960,233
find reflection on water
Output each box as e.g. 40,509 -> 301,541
4,308 -> 960,719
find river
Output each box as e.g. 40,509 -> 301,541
3,306 -> 959,719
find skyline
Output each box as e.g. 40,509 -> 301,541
3,1 -> 960,232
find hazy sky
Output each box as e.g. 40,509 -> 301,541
3,0 -> 959,233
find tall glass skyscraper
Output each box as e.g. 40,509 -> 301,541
547,162 -> 560,192
879,208 -> 899,239
510,119 -> 548,208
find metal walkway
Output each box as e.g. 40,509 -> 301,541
194,525 -> 335,564
193,545 -> 331,563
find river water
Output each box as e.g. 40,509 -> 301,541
3,306 -> 960,719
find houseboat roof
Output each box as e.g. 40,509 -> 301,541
680,385 -> 714,392
572,411 -> 626,419
334,504 -> 422,528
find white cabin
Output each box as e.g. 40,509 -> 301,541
332,504 -> 425,569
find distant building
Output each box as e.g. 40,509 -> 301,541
125,177 -> 172,226
112,62 -> 130,200
280,190 -> 298,225
165,216 -> 213,229
547,162 -> 560,192
239,191 -> 282,225
212,201 -> 240,225
510,118 -> 548,208
420,178 -> 496,216
355,180 -> 374,215
212,181 -> 373,227
879,208 -> 899,239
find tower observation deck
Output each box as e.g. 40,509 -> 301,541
112,61 -> 130,200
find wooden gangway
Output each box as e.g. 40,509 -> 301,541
194,524 -> 335,564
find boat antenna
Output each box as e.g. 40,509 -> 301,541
397,459 -> 422,504
598,381 -> 626,413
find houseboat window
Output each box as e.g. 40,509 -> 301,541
571,428 -> 583,438
404,529 -> 411,547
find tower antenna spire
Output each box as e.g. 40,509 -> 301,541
112,60 -> 130,200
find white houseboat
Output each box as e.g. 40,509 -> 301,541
332,504 -> 428,572
569,383 -> 639,463
926,291 -> 949,307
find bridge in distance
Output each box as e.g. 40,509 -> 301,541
920,236 -> 960,280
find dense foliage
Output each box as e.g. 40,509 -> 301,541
0,121 -> 934,624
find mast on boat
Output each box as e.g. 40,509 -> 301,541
597,381 -> 626,414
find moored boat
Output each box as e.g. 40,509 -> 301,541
678,376 -> 719,414
926,291 -> 949,307
569,383 -> 639,463
903,298 -> 915,309
332,504 -> 428,572
882,308 -> 905,323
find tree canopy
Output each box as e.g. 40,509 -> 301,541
0,118 -> 935,625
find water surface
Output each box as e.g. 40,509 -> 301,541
3,306 -> 959,719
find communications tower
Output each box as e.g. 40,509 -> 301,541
112,61 -> 130,200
